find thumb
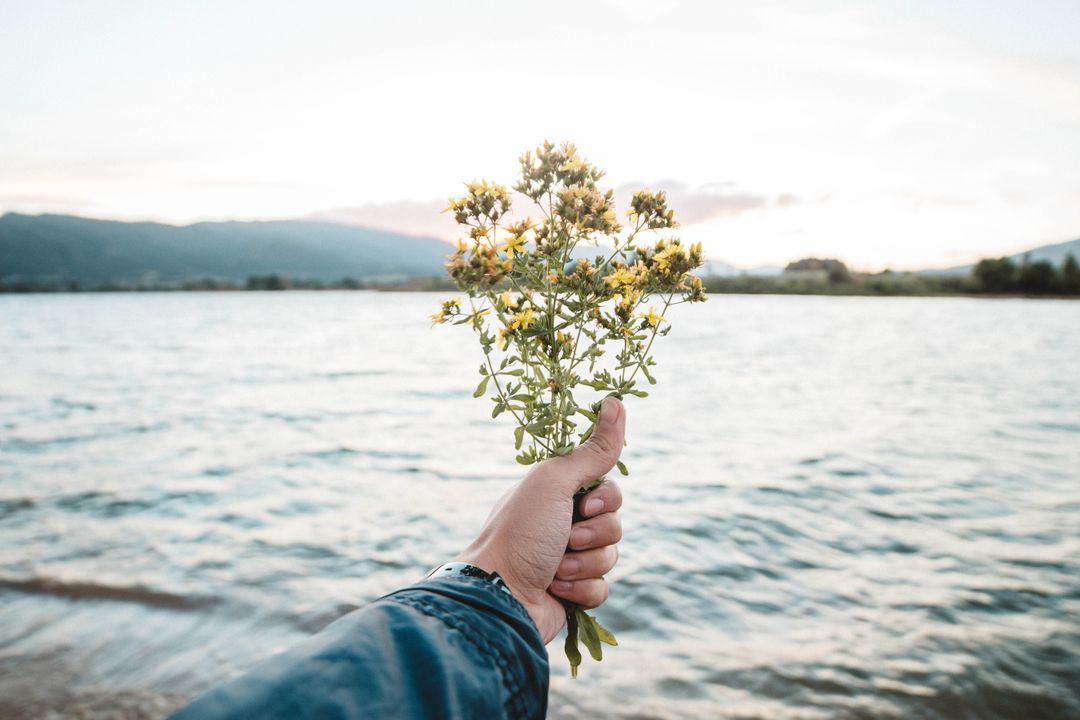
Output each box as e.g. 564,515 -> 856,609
559,396 -> 626,492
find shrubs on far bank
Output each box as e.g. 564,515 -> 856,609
974,254 -> 1080,295
703,253 -> 1080,297
3,255 -> 1078,297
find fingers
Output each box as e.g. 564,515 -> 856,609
556,545 -> 618,581
577,478 -> 622,518
549,577 -> 609,609
568,513 -> 622,551
546,397 -> 626,493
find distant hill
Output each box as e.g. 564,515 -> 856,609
920,237 -> 1080,276
0,213 -> 452,287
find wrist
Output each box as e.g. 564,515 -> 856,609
427,562 -> 513,597
453,546 -> 540,620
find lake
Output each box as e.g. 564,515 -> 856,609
1,292 -> 1078,719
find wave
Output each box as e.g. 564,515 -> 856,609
0,497 -> 36,519
0,576 -> 218,611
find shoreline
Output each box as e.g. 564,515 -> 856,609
1,285 -> 1077,300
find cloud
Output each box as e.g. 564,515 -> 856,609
312,183 -> 800,240
615,181 -> 799,225
310,200 -> 457,240
0,192 -> 99,216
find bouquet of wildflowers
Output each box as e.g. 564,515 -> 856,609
433,141 -> 705,675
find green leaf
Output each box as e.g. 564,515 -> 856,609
513,425 -> 524,450
577,408 -> 597,421
577,610 -> 603,661
492,402 -> 506,419
616,460 -> 628,476
515,452 -> 534,466
593,617 -> 618,647
474,376 -> 490,398
564,608 -> 582,679
554,445 -> 574,456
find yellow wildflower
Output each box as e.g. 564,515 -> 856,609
561,153 -> 586,174
604,267 -> 636,289
497,327 -> 510,350
640,307 -> 666,327
604,262 -> 648,289
502,234 -> 526,258
509,307 -> 538,330
455,238 -> 469,253
652,244 -> 684,271
430,298 -> 460,325
499,291 -> 516,310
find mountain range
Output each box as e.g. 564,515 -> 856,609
0,212 -> 451,287
0,212 -> 1076,288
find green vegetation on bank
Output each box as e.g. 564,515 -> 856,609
702,254 -> 1080,297
4,253 -> 1078,297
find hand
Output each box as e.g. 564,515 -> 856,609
457,397 -> 626,643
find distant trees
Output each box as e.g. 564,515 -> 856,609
245,274 -> 291,290
1017,259 -> 1058,294
973,257 -> 1017,293
973,253 -> 1078,295
1064,253 -> 1080,294
783,258 -> 851,284
698,252 -> 1080,298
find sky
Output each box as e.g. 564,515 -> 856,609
1,0 -> 1079,270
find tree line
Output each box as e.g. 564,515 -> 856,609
701,253 -> 1080,297
3,254 -> 1078,297
973,254 -> 1080,295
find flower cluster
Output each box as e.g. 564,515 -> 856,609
434,141 -> 707,676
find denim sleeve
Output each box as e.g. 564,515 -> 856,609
170,576 -> 549,720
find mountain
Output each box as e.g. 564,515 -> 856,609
920,237 -> 1080,276
0,213 -> 453,287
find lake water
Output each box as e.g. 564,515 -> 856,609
1,292 -> 1078,719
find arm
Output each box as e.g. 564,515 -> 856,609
170,398 -> 626,720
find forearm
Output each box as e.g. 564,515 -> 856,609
171,576 -> 549,720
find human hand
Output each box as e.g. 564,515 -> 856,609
457,396 -> 626,643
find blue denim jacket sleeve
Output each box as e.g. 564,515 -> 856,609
170,576 -> 549,720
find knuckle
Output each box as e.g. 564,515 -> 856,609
605,545 -> 619,571
603,480 -> 623,509
583,434 -> 619,464
588,580 -> 609,607
605,513 -> 623,543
